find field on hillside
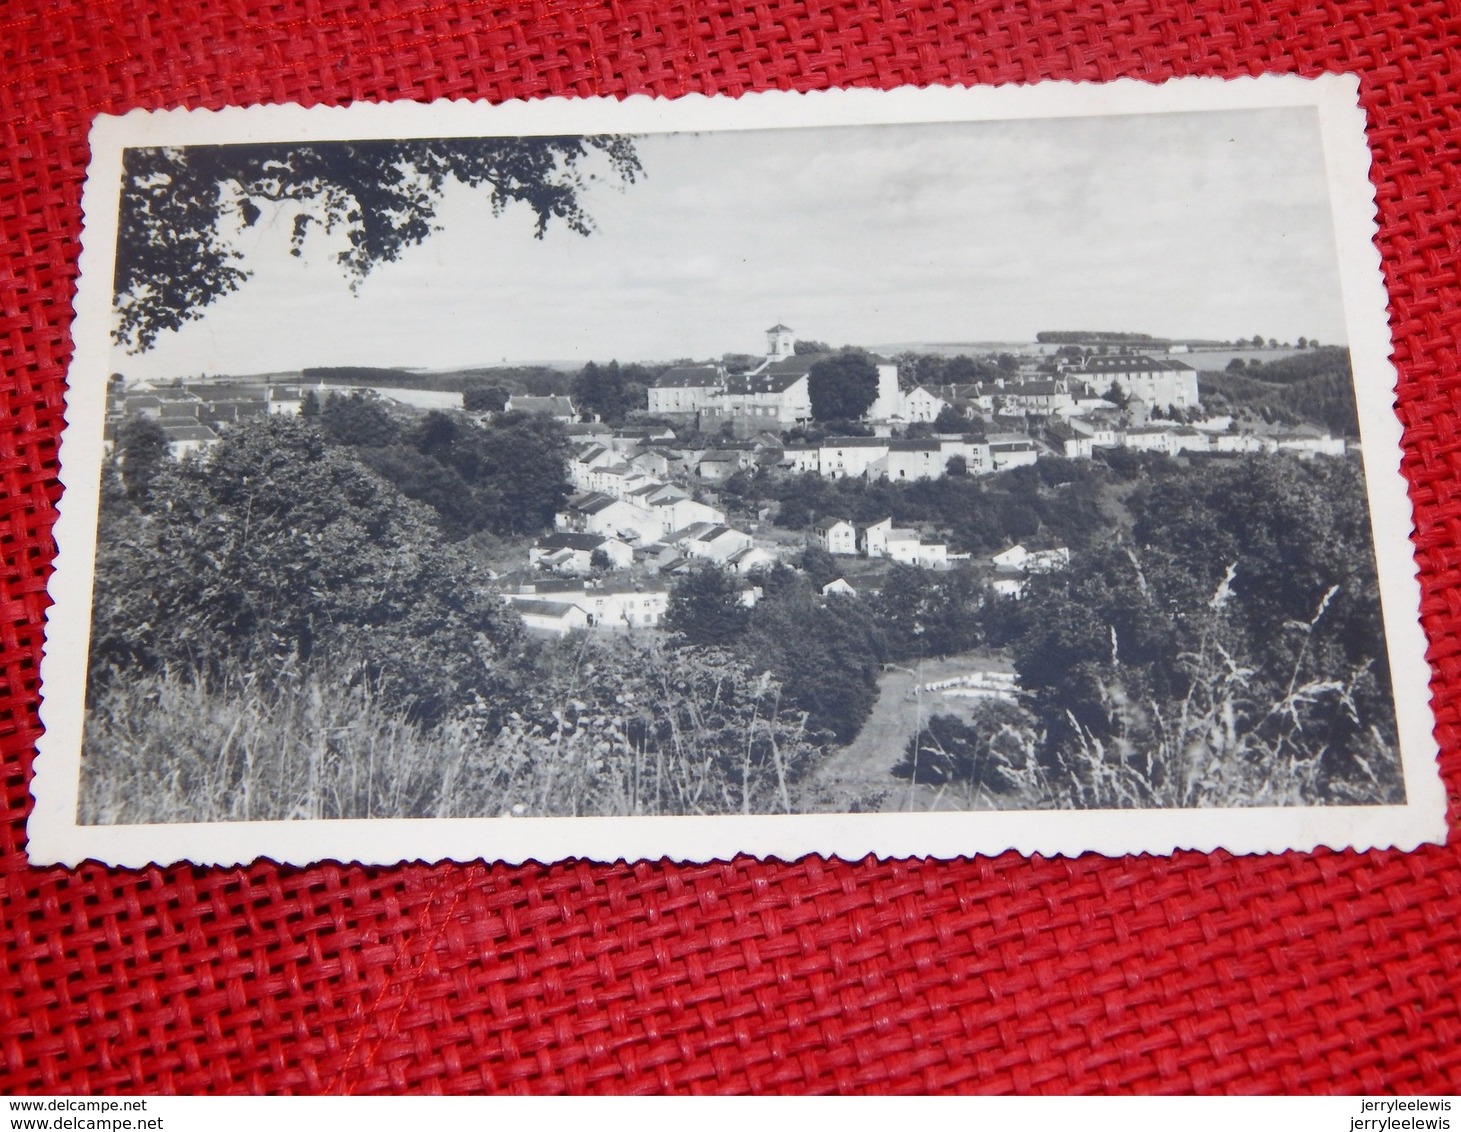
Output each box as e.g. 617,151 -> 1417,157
1183,347 -> 1307,371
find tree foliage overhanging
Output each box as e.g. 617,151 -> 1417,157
113,135 -> 642,351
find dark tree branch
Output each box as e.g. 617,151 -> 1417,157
113,135 -> 642,352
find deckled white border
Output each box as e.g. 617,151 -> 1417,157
30,75 -> 1448,868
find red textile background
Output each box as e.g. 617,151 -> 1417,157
3,0 -> 1460,1095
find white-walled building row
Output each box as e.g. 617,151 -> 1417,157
786,434 -> 1006,482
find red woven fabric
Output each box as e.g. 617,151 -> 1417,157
3,0 -> 1460,1095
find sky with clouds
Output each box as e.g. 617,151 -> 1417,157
116,105 -> 1349,379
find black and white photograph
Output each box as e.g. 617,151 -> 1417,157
30,79 -> 1446,867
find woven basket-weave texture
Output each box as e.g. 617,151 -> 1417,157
3,0 -> 1460,1095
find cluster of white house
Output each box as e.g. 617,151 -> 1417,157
538,431 -> 778,578
988,543 -> 1072,598
501,578 -> 761,638
646,324 -> 1209,433
785,433 -> 1039,481
1044,417 -> 1346,460
107,381 -> 303,457
511,531 -> 1078,638
811,517 -> 958,569
646,324 -> 949,430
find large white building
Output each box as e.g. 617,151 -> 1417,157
702,367 -> 812,428
647,365 -> 724,416
1076,355 -> 1199,411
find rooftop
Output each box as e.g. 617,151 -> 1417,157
536,532 -> 614,551
722,371 -> 807,394
160,422 -> 219,441
1079,355 -> 1195,374
655,366 -> 723,388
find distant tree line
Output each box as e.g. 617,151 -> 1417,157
1035,331 -> 1162,345
890,352 -> 1013,390
304,364 -> 574,398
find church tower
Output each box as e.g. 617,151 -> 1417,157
766,323 -> 795,362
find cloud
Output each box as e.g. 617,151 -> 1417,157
117,105 -> 1350,378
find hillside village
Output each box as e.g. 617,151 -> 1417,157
93,319 -> 1397,820
108,323 -> 1353,640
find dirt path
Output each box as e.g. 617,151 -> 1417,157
813,653 -> 1014,811
814,665 -> 920,796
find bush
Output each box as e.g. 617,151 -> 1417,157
453,636 -> 821,816
895,702 -> 1041,804
88,415 -> 523,726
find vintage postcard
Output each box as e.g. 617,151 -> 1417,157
30,75 -> 1448,867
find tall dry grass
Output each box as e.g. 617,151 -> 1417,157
79,637 -> 817,823
906,573 -> 1403,811
80,666 -> 464,823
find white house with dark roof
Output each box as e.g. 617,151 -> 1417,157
1076,355 -> 1199,411
1068,416 -> 1119,447
862,517 -> 948,567
1122,425 -> 1177,455
1045,421 -> 1093,459
1211,431 -> 1268,454
125,394 -> 165,418
988,436 -> 1039,471
1055,389 -> 1120,418
159,400 -> 201,420
647,365 -> 725,416
936,434 -> 991,475
556,491 -> 662,545
869,439 -> 944,482
507,394 -> 578,421
610,424 -> 677,447
1274,426 -> 1346,457
627,449 -> 671,479
629,480 -> 688,505
509,598 -> 592,637
583,462 -> 655,499
781,445 -> 820,474
1170,427 -> 1211,455
568,443 -> 616,489
819,436 -> 890,479
896,385 -> 950,423
670,522 -> 754,564
986,378 -> 1075,415
913,538 -> 949,569
992,544 -> 1070,574
511,581 -> 674,633
693,449 -> 749,481
530,532 -> 634,575
650,495 -> 726,537
703,368 -> 812,428
160,420 -> 221,459
814,518 -> 858,556
726,545 -> 778,575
